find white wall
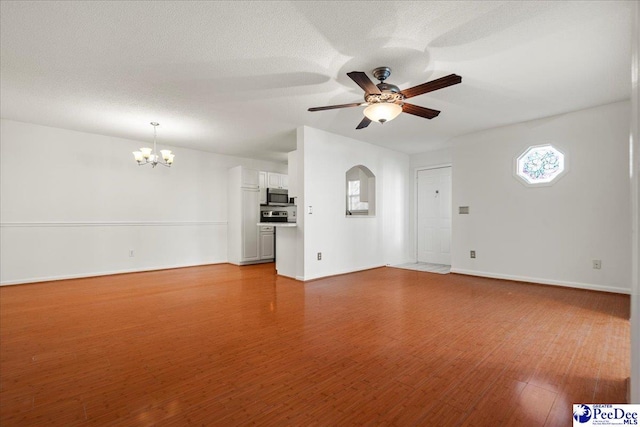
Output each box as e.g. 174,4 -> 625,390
0,119 -> 285,285
630,0 -> 639,403
297,126 -> 411,281
450,101 -> 631,294
410,147 -> 452,170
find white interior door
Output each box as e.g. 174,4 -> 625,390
417,167 -> 452,265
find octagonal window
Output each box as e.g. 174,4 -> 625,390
516,144 -> 566,185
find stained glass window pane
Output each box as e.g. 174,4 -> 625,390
516,145 -> 565,185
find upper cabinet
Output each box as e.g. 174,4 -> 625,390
267,172 -> 288,189
258,171 -> 268,204
242,168 -> 259,189
258,171 -> 287,204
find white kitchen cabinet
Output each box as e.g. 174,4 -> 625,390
260,230 -> 275,260
242,168 -> 259,188
228,166 -> 262,265
258,171 -> 267,204
241,189 -> 260,261
267,172 -> 288,189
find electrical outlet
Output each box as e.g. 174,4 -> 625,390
593,260 -> 601,269
470,250 -> 476,259
129,249 -> 135,257
317,252 -> 322,260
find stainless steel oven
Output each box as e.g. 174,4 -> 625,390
261,210 -> 288,223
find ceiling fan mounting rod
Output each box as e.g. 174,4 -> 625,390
372,66 -> 392,82
370,66 -> 401,96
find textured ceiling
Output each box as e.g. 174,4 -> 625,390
0,1 -> 633,162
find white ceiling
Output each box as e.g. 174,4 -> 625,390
0,1 -> 633,162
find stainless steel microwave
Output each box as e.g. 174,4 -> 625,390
266,188 -> 289,206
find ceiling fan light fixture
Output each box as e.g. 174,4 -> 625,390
363,102 -> 402,124
307,68 -> 460,129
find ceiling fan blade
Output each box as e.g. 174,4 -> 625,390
308,102 -> 363,112
347,71 -> 381,95
356,116 -> 372,129
402,103 -> 441,119
401,74 -> 462,99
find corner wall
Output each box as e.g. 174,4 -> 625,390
0,119 -> 286,285
629,0 -> 639,403
297,126 -> 411,281
450,101 -> 631,294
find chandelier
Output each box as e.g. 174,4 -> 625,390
132,122 -> 174,167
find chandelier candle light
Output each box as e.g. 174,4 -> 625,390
133,122 -> 174,167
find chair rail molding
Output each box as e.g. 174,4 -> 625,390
0,221 -> 227,227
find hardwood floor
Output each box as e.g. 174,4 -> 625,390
0,264 -> 629,426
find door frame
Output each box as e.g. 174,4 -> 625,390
414,164 -> 452,263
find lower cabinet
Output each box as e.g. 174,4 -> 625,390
260,232 -> 275,259
260,226 -> 275,260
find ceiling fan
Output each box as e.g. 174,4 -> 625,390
308,67 -> 462,129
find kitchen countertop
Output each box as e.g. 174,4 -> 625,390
257,222 -> 297,227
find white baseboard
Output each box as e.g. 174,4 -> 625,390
233,259 -> 274,266
450,268 -> 631,295
299,264 -> 386,282
0,260 -> 228,286
271,272 -> 299,280
7,264 -> 625,296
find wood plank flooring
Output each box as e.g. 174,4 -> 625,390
0,264 -> 630,426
